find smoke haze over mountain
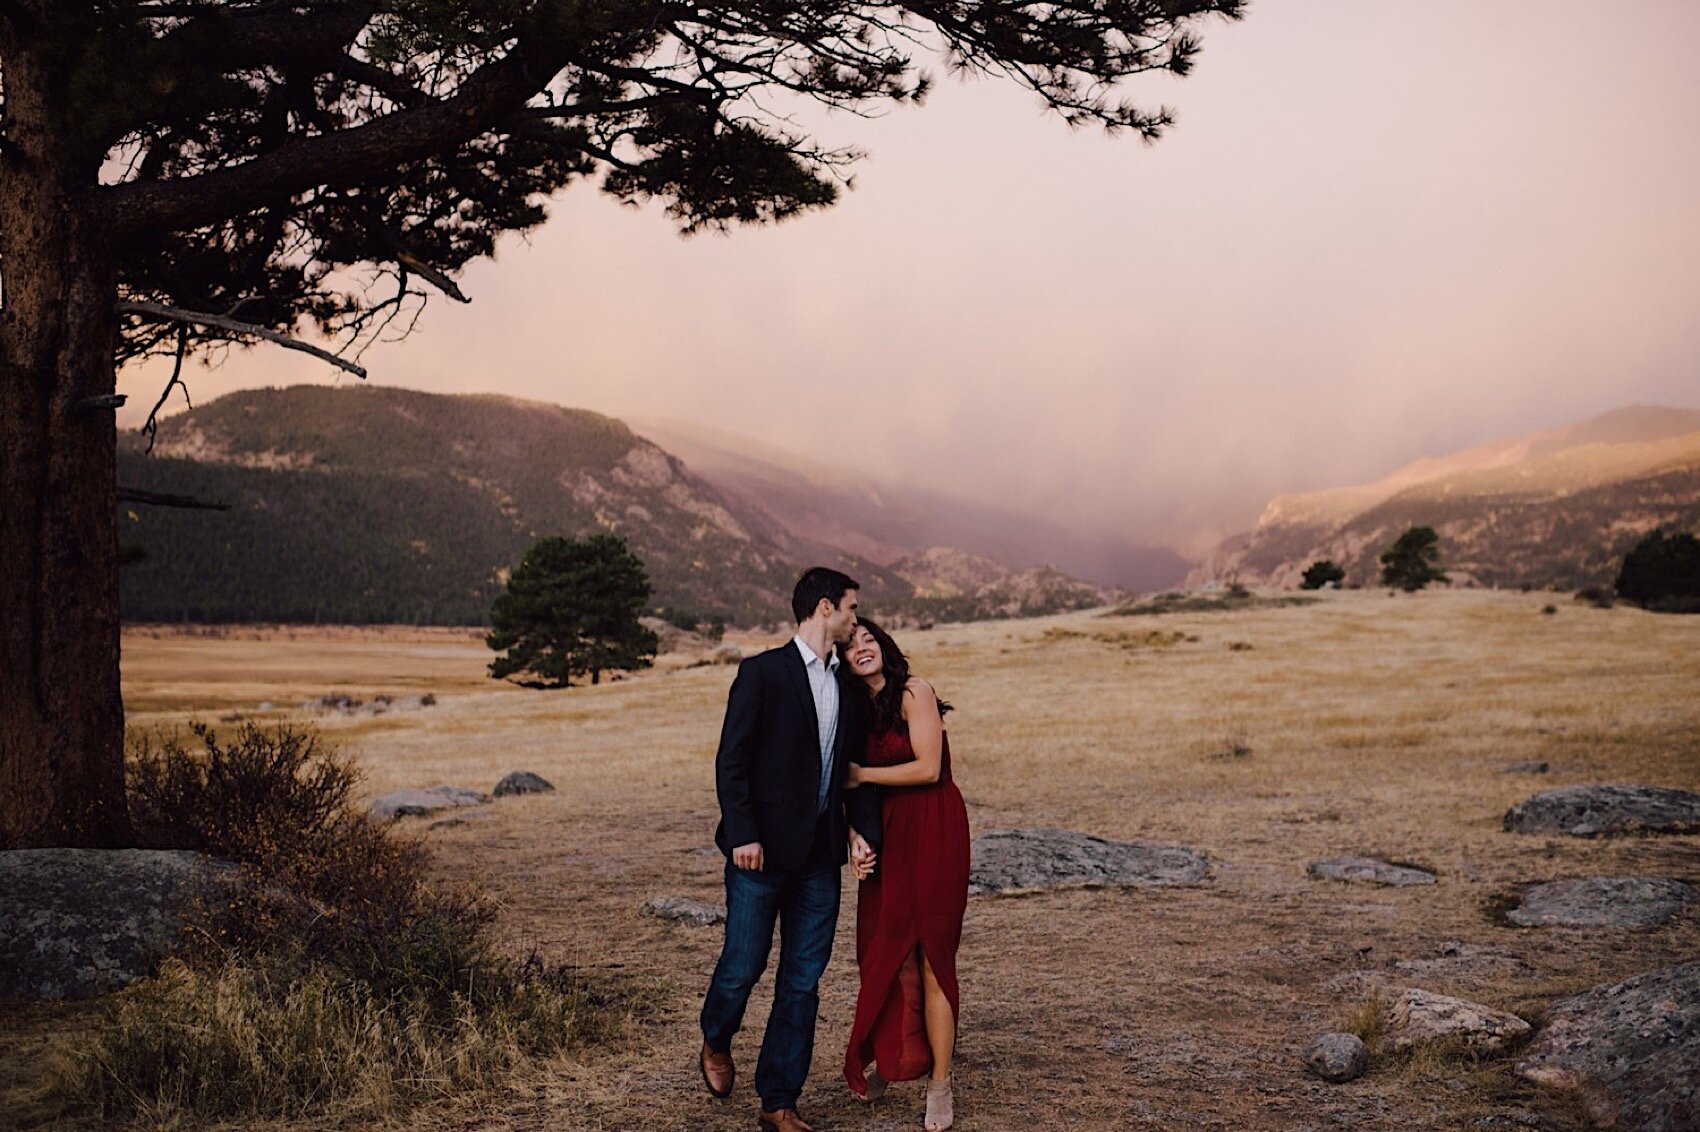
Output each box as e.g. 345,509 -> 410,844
120,0 -> 1700,558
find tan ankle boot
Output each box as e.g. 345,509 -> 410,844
924,1075 -> 954,1131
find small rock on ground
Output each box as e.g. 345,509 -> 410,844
1308,857 -> 1436,887
493,770 -> 555,797
641,897 -> 727,927
968,829 -> 1209,896
1505,761 -> 1550,774
1517,960 -> 1699,1132
1503,785 -> 1700,837
1302,1032 -> 1369,1082
1385,988 -> 1532,1053
0,849 -> 237,1001
1507,876 -> 1696,930
371,784 -> 489,820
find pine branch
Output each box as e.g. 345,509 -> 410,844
98,1 -> 591,238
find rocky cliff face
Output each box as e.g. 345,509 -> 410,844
889,547 -> 1117,620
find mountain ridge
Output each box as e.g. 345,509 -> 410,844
119,386 -> 1115,626
1195,405 -> 1700,590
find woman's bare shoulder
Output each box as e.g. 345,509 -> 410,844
901,677 -> 937,708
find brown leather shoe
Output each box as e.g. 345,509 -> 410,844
757,1109 -> 814,1132
699,1041 -> 734,1099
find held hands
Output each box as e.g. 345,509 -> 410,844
848,830 -> 877,881
732,841 -> 764,871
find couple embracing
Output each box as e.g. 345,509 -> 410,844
699,567 -> 971,1131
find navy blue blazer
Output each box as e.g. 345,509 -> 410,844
713,642 -> 882,873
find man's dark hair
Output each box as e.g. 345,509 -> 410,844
791,567 -> 859,623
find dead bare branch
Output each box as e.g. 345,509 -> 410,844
117,299 -> 369,378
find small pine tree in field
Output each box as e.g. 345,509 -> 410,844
1615,529 -> 1700,612
1379,527 -> 1449,592
1301,560 -> 1346,590
487,535 -> 659,688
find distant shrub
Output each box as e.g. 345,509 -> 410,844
1379,526 -> 1449,592
1300,560 -> 1346,590
655,605 -> 701,632
1573,586 -> 1614,609
1615,528 -> 1700,613
71,722 -> 629,1123
1207,732 -> 1253,761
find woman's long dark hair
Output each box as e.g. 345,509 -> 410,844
844,618 -> 951,732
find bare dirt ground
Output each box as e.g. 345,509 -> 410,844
19,591 -> 1700,1130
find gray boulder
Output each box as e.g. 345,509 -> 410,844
370,784 -> 488,820
968,829 -> 1209,896
1385,988 -> 1532,1053
493,771 -> 555,797
0,848 -> 237,1001
1517,961 -> 1699,1131
1393,940 -> 1535,980
1507,876 -> 1696,931
1504,785 -> 1700,837
1308,857 -> 1436,887
640,896 -> 727,927
1302,1032 -> 1369,1082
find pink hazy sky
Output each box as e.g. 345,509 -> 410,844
120,0 -> 1700,556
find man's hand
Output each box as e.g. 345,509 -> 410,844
848,831 -> 876,880
732,841 -> 764,871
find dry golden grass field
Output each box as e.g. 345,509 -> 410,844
14,589 -> 1700,1130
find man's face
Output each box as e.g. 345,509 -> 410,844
824,589 -> 859,645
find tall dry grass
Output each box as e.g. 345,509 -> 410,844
39,721 -> 635,1127
60,951 -> 620,1124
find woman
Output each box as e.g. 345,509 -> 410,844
840,619 -> 970,1132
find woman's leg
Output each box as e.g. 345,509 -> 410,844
918,949 -> 955,1081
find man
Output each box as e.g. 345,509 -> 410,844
700,566 -> 882,1132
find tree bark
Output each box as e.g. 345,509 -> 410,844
0,36 -> 133,847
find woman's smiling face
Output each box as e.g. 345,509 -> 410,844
846,625 -> 882,678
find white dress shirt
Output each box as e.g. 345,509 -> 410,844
793,635 -> 841,815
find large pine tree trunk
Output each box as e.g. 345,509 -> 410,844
0,37 -> 133,848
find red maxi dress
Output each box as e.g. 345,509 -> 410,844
843,724 -> 971,1096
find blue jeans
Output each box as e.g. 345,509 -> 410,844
700,857 -> 841,1111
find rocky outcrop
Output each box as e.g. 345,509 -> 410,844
370,784 -> 488,820
1517,962 -> 1700,1131
1307,857 -> 1436,887
1506,877 -> 1696,930
1384,989 -> 1532,1053
640,897 -> 727,927
1503,785 -> 1700,837
0,849 -> 236,1001
493,771 -> 555,797
968,829 -> 1209,896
